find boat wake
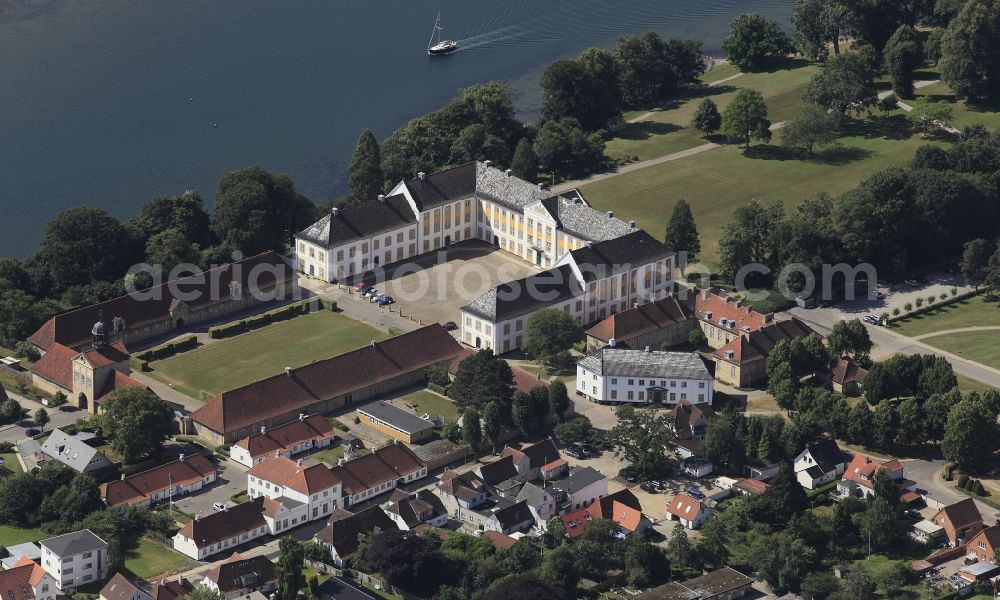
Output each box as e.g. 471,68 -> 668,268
455,25 -> 529,50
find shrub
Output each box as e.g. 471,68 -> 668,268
426,363 -> 451,387
209,327 -> 222,339
329,420 -> 349,432
689,328 -> 707,347
892,308 -> 901,316
328,300 -> 338,311
141,361 -> 151,372
13,341 -> 40,362
428,382 -> 449,395
974,480 -> 987,496
573,340 -> 588,353
958,473 -> 970,489
951,288 -> 958,297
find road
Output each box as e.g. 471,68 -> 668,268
0,388 -> 85,444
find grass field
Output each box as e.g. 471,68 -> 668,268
396,389 -> 459,422
146,311 -> 389,401
957,373 -> 995,396
124,537 -> 189,579
890,295 -> 1000,337
915,80 -> 1000,131
605,60 -> 819,162
584,114 -> 942,265
0,452 -> 22,475
0,524 -> 44,545
922,330 -> 1000,371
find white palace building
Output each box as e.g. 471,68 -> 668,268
294,161 -> 675,354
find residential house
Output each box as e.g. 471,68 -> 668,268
230,414 -> 335,467
40,429 -> 114,475
476,455 -> 518,486
173,497 -> 268,560
635,567 -> 754,600
100,453 -> 217,510
667,493 -> 712,529
837,455 -> 906,499
584,295 -> 695,352
668,401 -> 717,442
0,556 -> 57,600
968,526 -> 1000,563
827,358 -> 868,396
1,544 -> 41,570
40,529 -> 109,590
500,438 -> 561,481
202,553 -> 277,600
437,469 -> 491,525
931,498 -> 984,547
192,325 -> 465,443
711,317 -> 816,388
794,439 -> 850,490
733,479 -> 769,496
484,500 -> 534,535
150,580 -> 193,600
313,506 -> 399,568
552,467 -> 607,512
560,489 -> 650,540
515,482 -> 557,526
329,443 -> 427,507
383,489 -> 448,530
99,573 -> 151,600
356,401 -> 435,444
575,346 -> 713,405
247,456 -> 342,532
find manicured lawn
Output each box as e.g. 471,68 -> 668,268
604,61 -> 819,162
890,296 -> 1000,337
0,524 -> 44,544
312,444 -> 370,467
302,567 -> 331,588
0,452 -> 23,475
397,389 -> 459,422
914,81 -> 1000,131
582,115 -> 944,265
124,537 -> 189,579
146,311 -> 389,401
957,373 -> 995,396
923,330 -> 1000,371
699,62 -> 740,84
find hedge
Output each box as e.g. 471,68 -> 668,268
427,382 -> 449,395
888,288 -> 980,324
207,299 -> 329,339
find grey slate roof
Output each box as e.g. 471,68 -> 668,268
554,199 -> 635,242
40,429 -> 112,473
491,499 -> 533,530
799,439 -> 847,474
558,467 -> 606,494
295,194 -> 415,248
403,162 -> 478,211
569,230 -> 672,281
357,401 -> 434,435
577,348 -> 712,380
474,162 -> 551,211
462,264 -> 582,322
40,529 -> 107,557
516,482 -> 551,507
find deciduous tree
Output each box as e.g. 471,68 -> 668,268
510,138 -> 539,182
780,103 -> 842,157
882,25 -> 922,97
449,349 -> 516,410
462,407 -> 482,450
939,0 -> 1000,101
907,97 -> 954,136
723,13 -> 793,71
95,388 -> 174,463
802,51 -> 878,115
691,98 -> 721,135
721,89 -> 772,149
523,309 -> 582,366
826,319 -> 872,364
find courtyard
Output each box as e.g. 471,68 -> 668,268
144,310 -> 390,401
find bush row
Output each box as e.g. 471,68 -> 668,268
886,288 -> 978,323
427,382 -> 449,396
207,299 -> 337,339
136,335 -> 198,363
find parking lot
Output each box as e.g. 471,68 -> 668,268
365,241 -> 538,329
170,456 -> 249,517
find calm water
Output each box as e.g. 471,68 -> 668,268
0,0 -> 789,257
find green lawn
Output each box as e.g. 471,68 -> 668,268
0,524 -> 44,544
312,444 -> 370,467
0,452 -> 22,475
302,567 -> 332,589
922,330 -> 1000,371
584,114 -> 942,265
124,537 -> 189,579
604,61 -> 819,162
146,311 -> 389,400
397,389 -> 459,422
890,296 -> 1000,337
957,373 -> 995,396
914,80 -> 1000,131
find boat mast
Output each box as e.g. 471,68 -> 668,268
428,12 -> 442,50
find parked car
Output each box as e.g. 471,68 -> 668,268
377,296 -> 394,306
441,321 -> 458,331
563,447 -> 582,459
212,502 -> 227,511
354,281 -> 370,292
640,481 -> 658,493
24,428 -> 39,436
686,487 -> 705,500
363,288 -> 381,299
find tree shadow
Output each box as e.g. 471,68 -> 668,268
811,145 -> 875,165
845,115 -> 913,141
651,84 -> 738,111
743,144 -> 797,161
615,121 -> 683,141
754,56 -> 814,73
912,68 -> 941,81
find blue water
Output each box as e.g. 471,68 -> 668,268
0,0 -> 789,257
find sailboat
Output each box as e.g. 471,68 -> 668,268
427,12 -> 458,56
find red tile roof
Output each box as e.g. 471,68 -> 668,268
843,454 -> 903,489
0,558 -> 48,600
560,489 -> 645,539
205,554 -> 277,594
586,296 -> 693,344
734,479 -> 769,495
96,370 -> 149,405
234,414 -> 334,459
686,287 -> 769,332
29,343 -> 78,389
933,498 -> 983,532
830,358 -> 869,385
99,572 -> 142,600
192,325 -> 465,435
482,530 -> 517,550
667,493 -> 704,520
29,252 -> 290,352
314,506 -> 398,560
101,454 -> 217,506
329,443 -> 425,496
714,318 -> 816,365
248,456 -> 341,495
80,343 -> 130,369
150,579 -> 193,600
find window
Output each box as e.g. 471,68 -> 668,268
627,391 -> 634,400
409,228 -> 416,240
373,239 -> 379,250
611,378 -> 617,384
638,380 -> 645,386
610,390 -> 617,399
638,391 -> 644,400
628,379 -> 634,385
397,232 -> 403,243
699,382 -> 706,388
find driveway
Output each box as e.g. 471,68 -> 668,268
170,457 -> 249,517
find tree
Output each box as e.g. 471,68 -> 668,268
872,401 -> 898,449
666,526 -> 695,576
462,407 -> 482,451
448,349 -> 516,410
907,97 -> 954,136
939,0 -> 1000,101
132,191 -> 214,247
361,530 -> 443,597
347,129 -> 383,206
213,166 -> 315,255
554,415 -> 592,445
512,391 -> 536,437
792,0 -> 845,59
0,397 -> 21,425
878,93 -> 899,116
780,103 -> 842,157
538,543 -> 579,598
826,319 -> 872,364
717,200 -> 784,282
961,239 -> 993,287
925,389 -> 962,441
480,573 -> 566,600
546,516 -> 566,543
540,49 -> 621,131
692,98 -> 721,135
33,408 -> 48,433
548,380 -> 570,421
896,398 -> 926,447
624,536 -> 670,588
722,13 -> 793,71
802,51 -> 878,115
883,26 -> 922,97
450,124 -> 510,165
613,33 -> 705,107
533,117 -> 605,177
106,534 -> 125,575
145,228 -> 201,274
37,206 -> 142,294
703,417 -> 745,472
607,405 -> 675,479
276,537 -> 305,600
481,401 -> 503,453
722,89 -> 771,149
664,199 -> 701,260
761,463 -> 808,521
860,497 -> 902,551
510,138 -> 538,182
181,585 -> 225,600
943,396 -> 998,469
523,309 -> 581,367
94,388 -> 174,463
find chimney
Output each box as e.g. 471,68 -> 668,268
331,207 -> 339,218
629,220 -> 636,228
378,194 -> 385,203
299,413 -> 306,421
537,182 -> 545,190
261,426 -> 266,435
484,160 -> 492,168
285,367 -> 293,377
121,474 -> 126,481
275,449 -> 280,457
504,169 -> 512,177
179,453 -> 185,462
606,211 -> 614,219
609,338 -> 616,348
418,172 -> 426,181
586,241 -> 593,249
644,346 -> 651,353
297,458 -> 303,467
195,512 -> 200,521
370,340 -> 376,348
702,288 -> 710,300
765,313 -> 774,323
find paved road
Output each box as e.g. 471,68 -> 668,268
0,388 -> 85,444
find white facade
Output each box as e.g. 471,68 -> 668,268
40,531 -> 108,590
575,354 -> 713,405
172,522 -> 268,561
246,463 -> 341,526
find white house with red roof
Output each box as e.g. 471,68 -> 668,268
0,556 -> 57,600
667,493 -> 712,529
246,456 -> 341,533
100,453 -> 217,510
836,454 -> 908,499
231,414 -> 335,467
560,489 -> 650,540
